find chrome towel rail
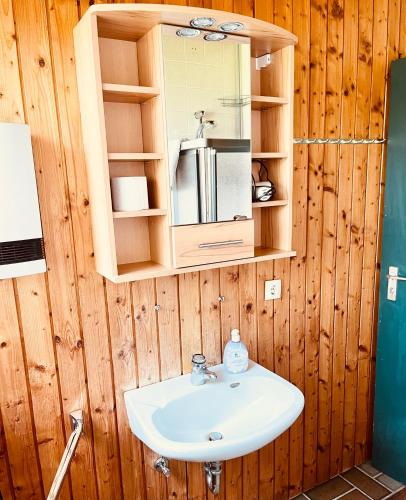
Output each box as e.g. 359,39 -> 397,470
47,410 -> 84,500
293,138 -> 386,144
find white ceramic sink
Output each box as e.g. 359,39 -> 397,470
124,361 -> 304,462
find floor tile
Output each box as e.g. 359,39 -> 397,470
376,473 -> 404,492
358,462 -> 381,478
342,468 -> 391,499
340,490 -> 370,499
391,490 -> 406,499
306,476 -> 352,500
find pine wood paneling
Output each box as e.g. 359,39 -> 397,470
0,1 -> 44,498
16,275 -> 70,499
220,267 -> 243,500
0,280 -> 43,499
288,0 -> 309,494
316,0 -> 342,484
352,0 -> 375,468
330,0 -> 359,476
257,262 -> 275,500
0,0 -> 399,498
364,0 -> 390,460
304,0 -> 327,487
0,411 -> 13,500
106,282 -> 146,499
239,264 -> 259,500
272,5 -> 292,498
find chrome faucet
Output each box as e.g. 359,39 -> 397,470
196,120 -> 216,138
191,354 -> 217,386
194,110 -> 216,139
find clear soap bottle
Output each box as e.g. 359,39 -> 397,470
223,328 -> 249,374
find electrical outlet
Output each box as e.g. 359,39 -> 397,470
265,279 -> 281,300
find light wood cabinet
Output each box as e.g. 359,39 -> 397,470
74,4 -> 297,282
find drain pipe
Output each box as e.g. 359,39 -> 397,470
204,462 -> 222,495
204,431 -> 224,495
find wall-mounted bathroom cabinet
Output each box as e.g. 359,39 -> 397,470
74,4 -> 297,282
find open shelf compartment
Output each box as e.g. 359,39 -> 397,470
109,158 -> 167,210
100,35 -> 163,156
97,25 -> 171,278
102,83 -> 160,104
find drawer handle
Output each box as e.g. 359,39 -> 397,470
198,239 -> 244,249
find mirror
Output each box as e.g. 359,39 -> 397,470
161,25 -> 252,226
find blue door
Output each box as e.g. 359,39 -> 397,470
373,58 -> 406,480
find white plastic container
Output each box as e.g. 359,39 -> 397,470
111,176 -> 149,212
223,328 -> 249,374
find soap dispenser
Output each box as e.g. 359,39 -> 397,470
223,328 -> 249,374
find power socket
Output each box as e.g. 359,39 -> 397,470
264,279 -> 281,300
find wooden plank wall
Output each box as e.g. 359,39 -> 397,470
0,0 -> 403,498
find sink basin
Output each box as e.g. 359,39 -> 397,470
124,361 -> 304,462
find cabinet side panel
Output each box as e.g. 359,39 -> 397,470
138,26 -> 172,267
74,14 -> 117,277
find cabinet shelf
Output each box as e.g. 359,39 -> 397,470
102,83 -> 160,103
251,95 -> 288,110
252,152 -> 288,159
113,248 -> 296,282
108,153 -> 164,161
253,247 -> 296,261
112,208 -> 167,218
116,261 -> 171,282
252,200 -> 288,208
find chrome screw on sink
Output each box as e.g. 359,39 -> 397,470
154,456 -> 170,478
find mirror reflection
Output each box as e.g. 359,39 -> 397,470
162,25 -> 252,226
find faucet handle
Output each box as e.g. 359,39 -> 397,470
192,353 -> 206,366
194,110 -> 205,121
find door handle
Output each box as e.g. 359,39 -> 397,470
386,273 -> 406,281
386,266 -> 406,301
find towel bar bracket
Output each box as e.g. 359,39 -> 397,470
69,409 -> 84,432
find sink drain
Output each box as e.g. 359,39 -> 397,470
208,431 -> 223,441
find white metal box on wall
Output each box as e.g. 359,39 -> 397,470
0,123 -> 46,279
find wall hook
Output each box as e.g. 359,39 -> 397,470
218,295 -> 225,302
154,304 -> 160,311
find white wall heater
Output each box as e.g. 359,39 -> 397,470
0,123 -> 46,279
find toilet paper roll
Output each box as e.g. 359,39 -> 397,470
111,176 -> 149,212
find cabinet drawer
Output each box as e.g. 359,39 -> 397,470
172,220 -> 254,268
